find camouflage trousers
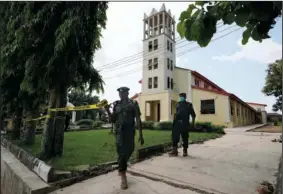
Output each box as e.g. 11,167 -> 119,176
115,127 -> 135,172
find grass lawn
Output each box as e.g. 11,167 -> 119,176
253,125 -> 282,133
19,129 -> 221,170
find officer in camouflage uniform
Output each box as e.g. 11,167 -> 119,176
105,87 -> 144,190
170,92 -> 196,157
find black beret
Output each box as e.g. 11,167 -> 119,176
179,93 -> 186,97
117,87 -> 130,92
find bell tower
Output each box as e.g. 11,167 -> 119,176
141,3 -> 176,95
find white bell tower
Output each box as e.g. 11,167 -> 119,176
141,3 -> 176,94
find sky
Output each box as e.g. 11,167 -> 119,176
93,2 -> 282,113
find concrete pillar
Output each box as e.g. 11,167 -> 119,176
162,12 -> 165,34
225,98 -> 231,123
153,16 -> 156,36
187,71 -> 192,103
173,22 -> 175,41
71,111 -> 76,123
143,20 -> 146,40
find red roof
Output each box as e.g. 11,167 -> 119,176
137,69 -> 257,112
246,102 -> 267,107
191,71 -> 227,92
130,93 -> 141,100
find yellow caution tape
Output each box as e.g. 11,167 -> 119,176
22,99 -> 109,122
49,99 -> 108,112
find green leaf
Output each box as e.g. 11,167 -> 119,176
198,15 -> 217,47
179,10 -> 190,22
195,2 -> 205,7
235,9 -> 250,27
191,9 -> 200,19
241,28 -> 251,45
177,21 -> 186,38
187,4 -> 196,16
222,13 -> 235,25
190,10 -> 204,40
251,27 -> 261,41
184,19 -> 194,41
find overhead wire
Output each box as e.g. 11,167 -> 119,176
96,21 -> 224,71
100,24 -> 229,73
103,26 -> 241,80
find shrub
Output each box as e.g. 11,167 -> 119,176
211,125 -> 226,134
195,122 -> 213,132
74,119 -> 95,126
154,121 -> 173,130
142,121 -> 155,129
274,121 -> 278,126
93,120 -> 103,128
190,122 -> 225,134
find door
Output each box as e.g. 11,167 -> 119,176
157,103 -> 160,122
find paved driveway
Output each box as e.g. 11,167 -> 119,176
52,125 -> 281,194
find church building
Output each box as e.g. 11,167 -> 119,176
132,4 -> 266,127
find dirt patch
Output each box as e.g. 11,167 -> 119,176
252,125 -> 282,133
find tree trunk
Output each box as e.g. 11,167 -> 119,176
0,116 -> 4,132
40,88 -> 57,159
11,107 -> 22,140
53,86 -> 67,157
40,85 -> 67,159
22,109 -> 36,145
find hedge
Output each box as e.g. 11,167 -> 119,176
74,119 -> 95,126
141,121 -> 225,134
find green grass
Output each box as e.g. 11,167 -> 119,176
19,130 -> 221,170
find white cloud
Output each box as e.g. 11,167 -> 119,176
212,39 -> 282,64
92,2 -> 191,102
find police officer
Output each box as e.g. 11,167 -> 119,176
105,87 -> 144,190
170,92 -> 196,157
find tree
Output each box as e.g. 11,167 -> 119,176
177,2 -> 282,47
0,2 -> 25,140
2,2 -> 108,159
262,59 -> 282,112
68,89 -> 100,120
0,2 -> 48,144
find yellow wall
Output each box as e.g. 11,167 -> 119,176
229,99 -> 256,127
192,88 -> 230,126
135,91 -> 180,122
174,68 -> 189,98
136,92 -> 170,122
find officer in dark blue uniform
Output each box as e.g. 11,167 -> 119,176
170,92 -> 196,157
105,87 -> 144,190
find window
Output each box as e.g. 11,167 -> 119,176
148,78 -> 152,89
230,103 -> 234,115
148,59 -> 152,70
171,78 -> 173,89
170,43 -> 173,52
167,77 -> 170,89
195,79 -> 200,86
153,76 -> 158,88
153,58 -> 158,69
204,84 -> 208,89
201,100 -> 215,114
170,60 -> 173,70
237,108 -> 240,116
148,41 -> 152,52
167,58 -> 170,69
154,39 -> 158,50
167,40 -> 170,50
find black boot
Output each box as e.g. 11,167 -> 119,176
169,147 -> 178,156
183,148 -> 188,157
